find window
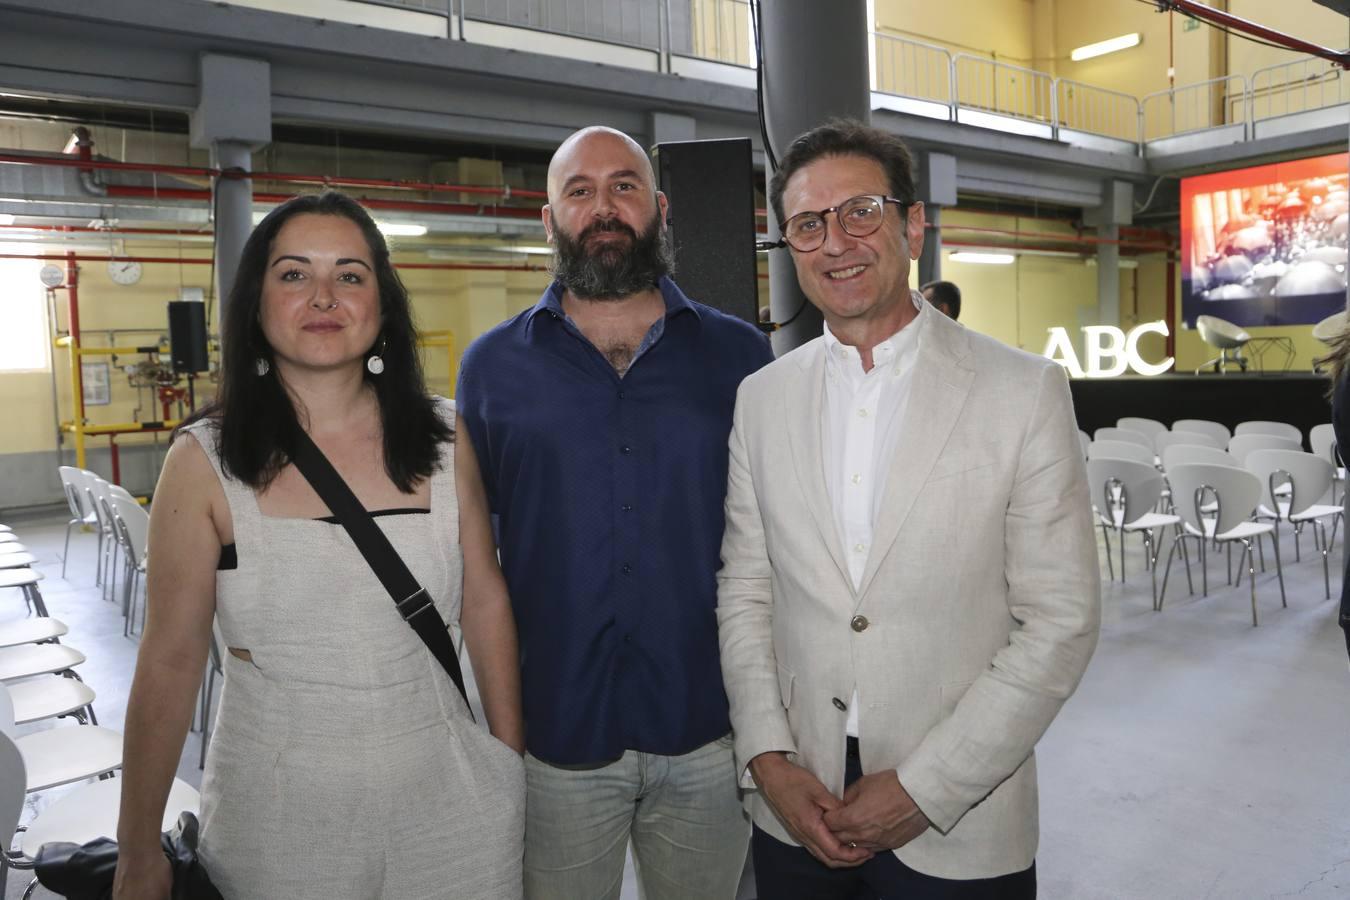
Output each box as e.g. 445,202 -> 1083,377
0,253 -> 49,372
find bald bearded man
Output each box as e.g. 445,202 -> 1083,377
456,126 -> 773,899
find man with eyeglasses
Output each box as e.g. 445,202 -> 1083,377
717,119 -> 1100,899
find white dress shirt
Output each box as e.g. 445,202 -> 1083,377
821,292 -> 925,737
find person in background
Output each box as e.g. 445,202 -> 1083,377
1318,327 -> 1350,664
920,279 -> 961,320
457,126 -> 773,900
113,191 -> 524,900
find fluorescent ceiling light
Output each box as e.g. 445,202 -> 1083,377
1071,33 -> 1141,62
950,251 -> 1016,265
0,214 -> 13,226
377,222 -> 428,237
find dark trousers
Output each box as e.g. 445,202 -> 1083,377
750,742 -> 1036,900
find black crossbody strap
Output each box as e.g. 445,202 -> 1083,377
289,429 -> 470,708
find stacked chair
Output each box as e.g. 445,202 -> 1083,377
0,511 -> 198,898
1090,417 -> 1337,628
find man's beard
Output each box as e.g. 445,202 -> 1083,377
550,214 -> 675,300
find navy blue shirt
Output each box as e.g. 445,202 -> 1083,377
456,276 -> 774,765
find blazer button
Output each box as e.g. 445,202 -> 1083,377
832,697 -> 847,711
851,615 -> 869,633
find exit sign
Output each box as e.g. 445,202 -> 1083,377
1183,18 -> 1201,32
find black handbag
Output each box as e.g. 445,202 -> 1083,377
289,428 -> 470,707
34,810 -> 222,900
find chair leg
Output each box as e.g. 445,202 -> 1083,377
1240,539 -> 1258,627
1157,535 -> 1189,611
1294,522 -> 1302,562
1201,539 -> 1208,597
61,519 -> 75,577
1179,525 -> 1194,595
1256,531 -> 1265,572
1318,521 -> 1330,601
1100,524 -> 1114,581
24,585 -> 49,618
1119,527 -> 1126,582
1271,527 -> 1287,609
1146,532 -> 1158,608
94,525 -> 104,587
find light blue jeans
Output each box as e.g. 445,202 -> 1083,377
523,735 -> 750,900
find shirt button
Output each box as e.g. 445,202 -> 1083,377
620,445 -> 632,455
832,697 -> 847,712
851,473 -> 862,485
851,615 -> 870,633
618,391 -> 626,399
621,504 -> 633,513
857,408 -> 869,418
853,542 -> 866,553
621,563 -> 632,575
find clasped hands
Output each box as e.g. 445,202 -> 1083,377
750,751 -> 931,869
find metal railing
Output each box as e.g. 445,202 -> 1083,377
952,54 -> 1055,126
872,33 -> 953,112
461,0 -> 666,52
1140,75 -> 1248,141
1055,79 -> 1140,143
690,0 -> 752,66
1250,57 -> 1349,121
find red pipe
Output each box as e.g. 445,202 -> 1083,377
66,251 -> 83,424
0,253 -> 551,272
104,184 -> 543,218
0,151 -> 546,199
935,223 -> 1172,251
1161,1 -> 1350,68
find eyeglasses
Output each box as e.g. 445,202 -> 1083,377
775,194 -> 909,253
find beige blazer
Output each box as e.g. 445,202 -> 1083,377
717,301 -> 1101,880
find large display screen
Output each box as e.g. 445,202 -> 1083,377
1181,152 -> 1348,327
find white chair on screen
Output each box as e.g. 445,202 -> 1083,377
1158,463 -> 1286,626
1162,445 -> 1239,471
1156,431 -> 1226,459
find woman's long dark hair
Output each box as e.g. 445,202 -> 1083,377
182,191 -> 452,492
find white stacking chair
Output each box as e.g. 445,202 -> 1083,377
1173,419 -> 1232,446
109,495 -> 150,636
0,566 -> 46,619
0,544 -> 28,555
1088,440 -> 1155,467
1246,448 -> 1343,600
1309,423 -> 1344,503
0,536 -> 16,546
0,643 -> 87,685
0,525 -> 11,533
1093,427 -> 1152,448
0,618 -> 67,651
1228,433 -> 1301,465
0,685 -> 121,795
56,466 -> 98,580
0,729 -> 199,900
1156,430 -> 1226,458
84,476 -> 120,602
1162,445 -> 1239,471
1117,417 -> 1167,442
1158,463 -> 1286,626
1086,458 -> 1183,607
1234,421 -> 1302,445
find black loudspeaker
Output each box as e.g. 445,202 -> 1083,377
167,301 -> 210,373
652,138 -> 759,326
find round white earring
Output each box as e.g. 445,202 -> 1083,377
255,358 -> 270,376
366,339 -> 386,375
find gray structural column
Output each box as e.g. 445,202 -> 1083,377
760,0 -> 871,354
917,151 -> 957,285
1085,179 -> 1134,326
190,54 -> 272,328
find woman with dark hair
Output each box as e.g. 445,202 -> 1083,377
112,192 -> 525,899
1321,326 -> 1350,664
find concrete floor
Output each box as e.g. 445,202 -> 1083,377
3,507 -> 1348,899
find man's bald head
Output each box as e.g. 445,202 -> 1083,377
547,126 -> 657,203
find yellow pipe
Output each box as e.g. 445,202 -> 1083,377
68,332 -> 85,468
61,421 -> 181,435
73,345 -> 168,356
417,329 -> 456,398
